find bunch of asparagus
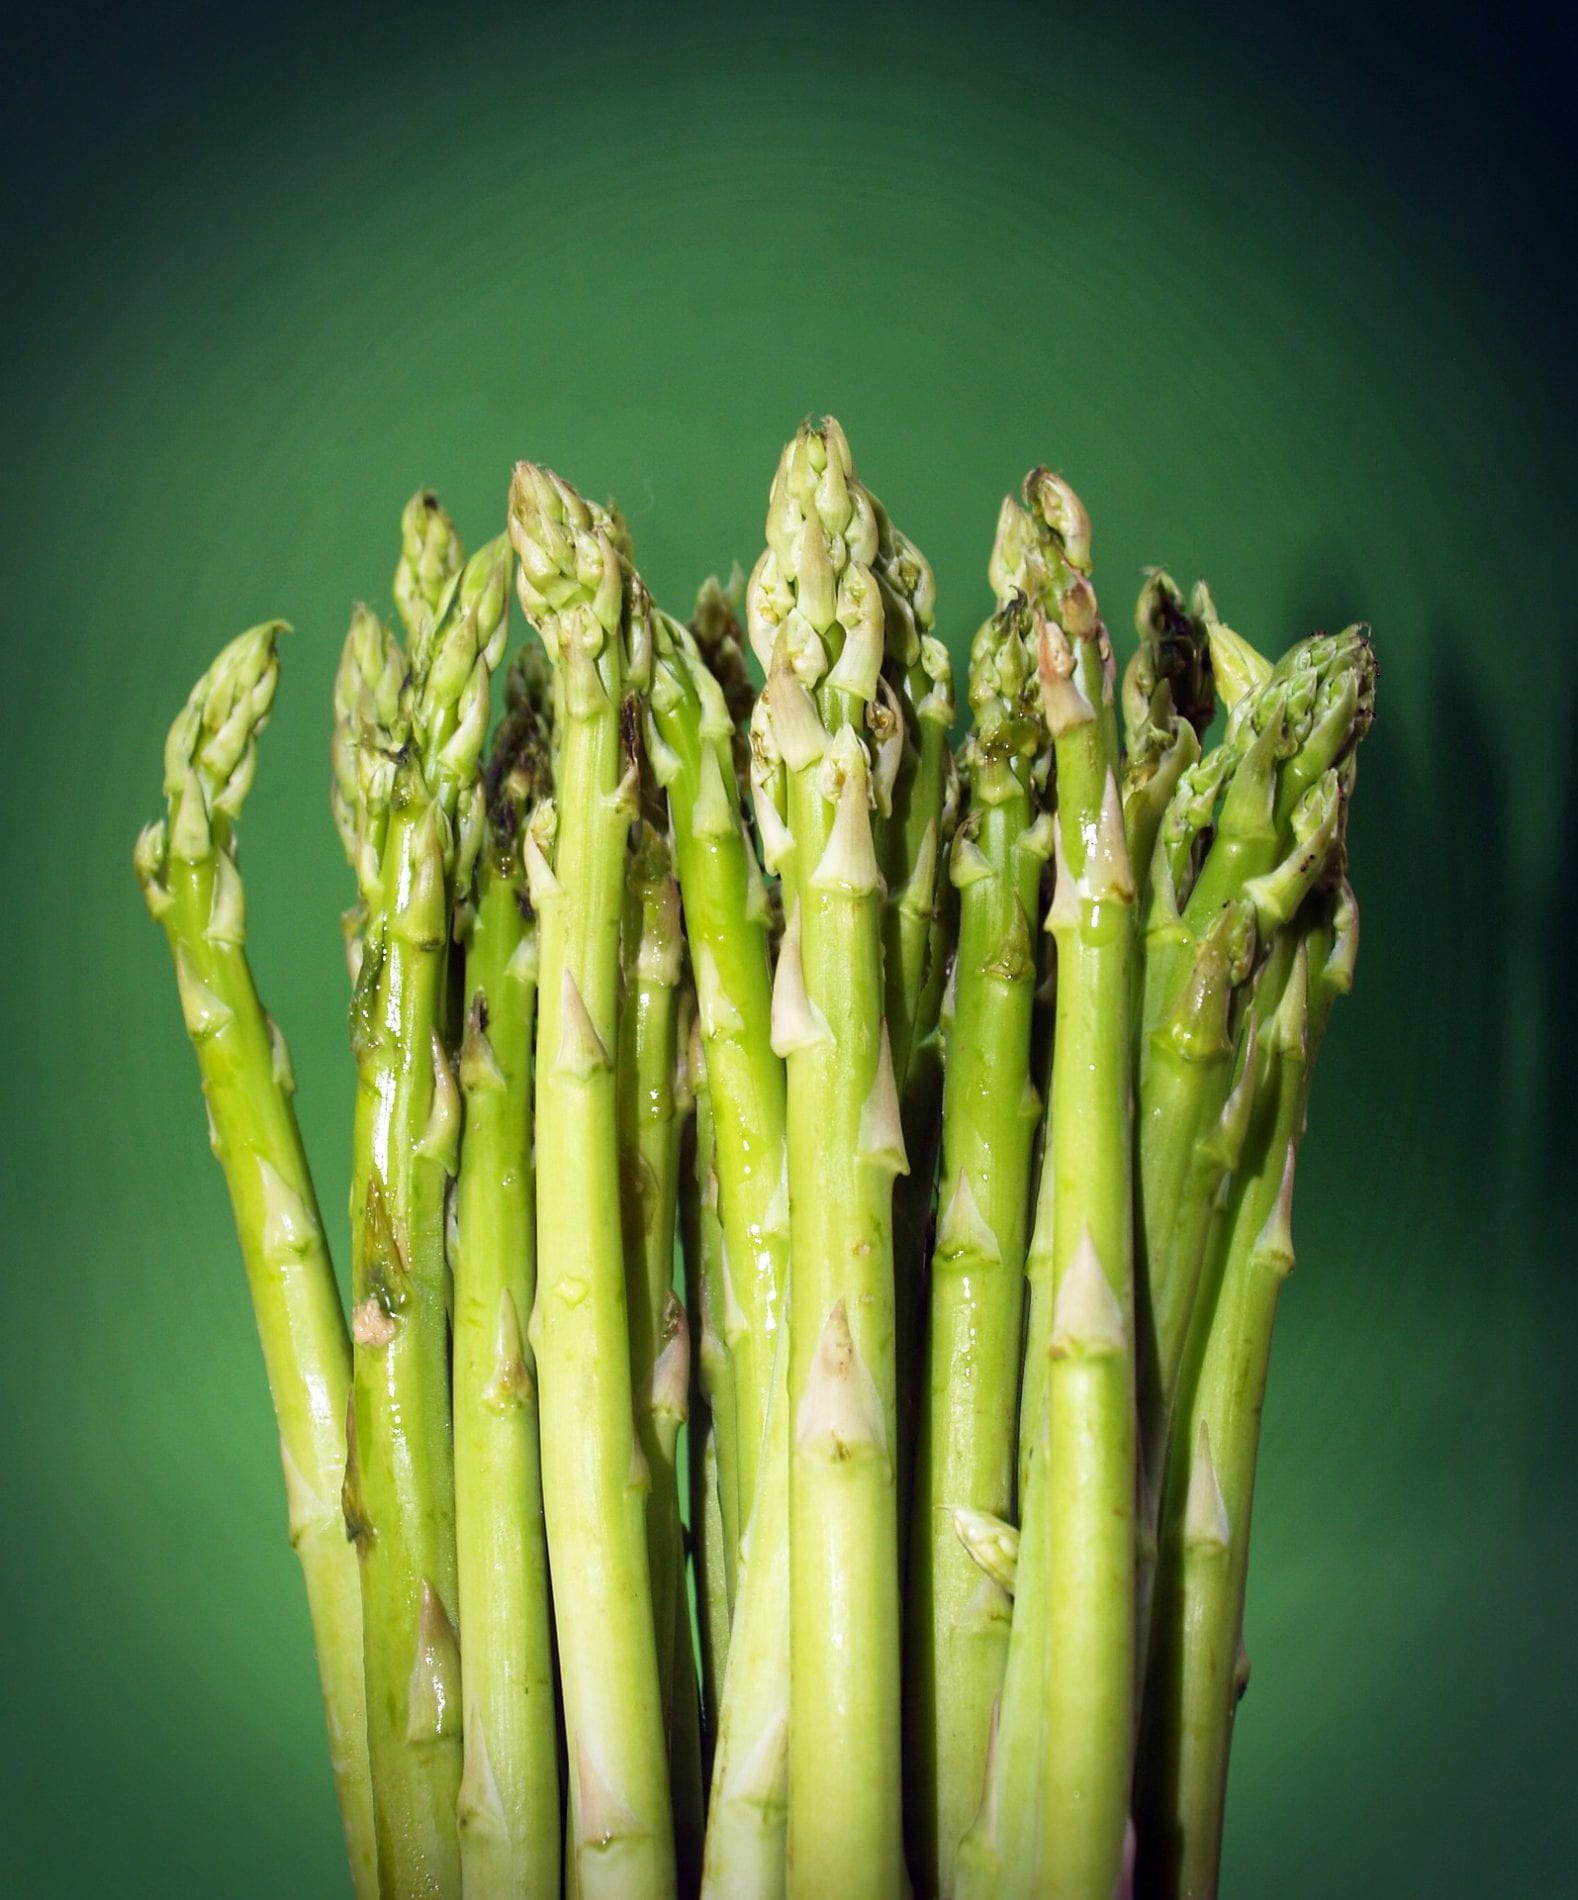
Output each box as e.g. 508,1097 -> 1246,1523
136,419 -> 1374,1900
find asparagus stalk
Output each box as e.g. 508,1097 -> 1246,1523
450,666 -> 560,1897
136,626 -> 378,1900
682,1019 -> 742,1631
508,462 -> 675,1900
617,809 -> 704,1884
1001,470 -> 1120,1488
649,602 -> 786,1552
747,418 -> 906,1899
343,533 -> 512,1899
867,506 -> 955,1526
907,594 -> 1051,1898
693,1420 -> 732,1746
1133,627 -> 1376,1632
970,469 -> 1139,1899
698,1321 -> 792,1900
652,591 -> 799,1896
1136,878 -> 1358,1900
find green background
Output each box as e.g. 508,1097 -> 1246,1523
3,1 -> 1572,1892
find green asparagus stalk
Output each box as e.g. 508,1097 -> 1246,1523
649,603 -> 786,1552
682,1018 -> 742,1630
698,1321 -> 792,1900
1135,876 -> 1358,1900
748,417 -> 906,1899
617,809 -> 704,1885
1133,627 -> 1376,1633
1000,470 -> 1119,1486
968,469 -> 1139,1899
136,626 -> 378,1900
694,1422 -> 732,1745
508,462 -> 675,1900
450,670 -> 560,1897
868,505 -> 955,1505
343,530 -> 512,1900
907,594 -> 1052,1898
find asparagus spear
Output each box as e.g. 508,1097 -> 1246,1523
616,807 -> 703,1883
1132,626 -> 1376,1626
967,469 -> 1139,1899
649,596 -> 797,1897
450,661 -> 560,1897
343,532 -> 512,1899
872,531 -> 958,1539
682,1017 -> 742,1632
508,462 -> 675,1900
699,1320 -> 792,1900
748,417 -> 906,1899
1135,877 -> 1358,1900
648,602 -> 786,1555
136,626 -> 378,1900
907,594 -> 1052,1898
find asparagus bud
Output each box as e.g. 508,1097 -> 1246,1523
394,487 -> 464,653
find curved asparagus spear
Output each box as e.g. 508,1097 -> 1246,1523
137,626 -> 378,1900
451,673 -> 560,1897
509,462 -> 675,1900
907,594 -> 1051,1898
343,533 -> 512,1899
1133,627 -> 1376,1581
1136,877 -> 1358,1900
747,417 -> 905,1900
